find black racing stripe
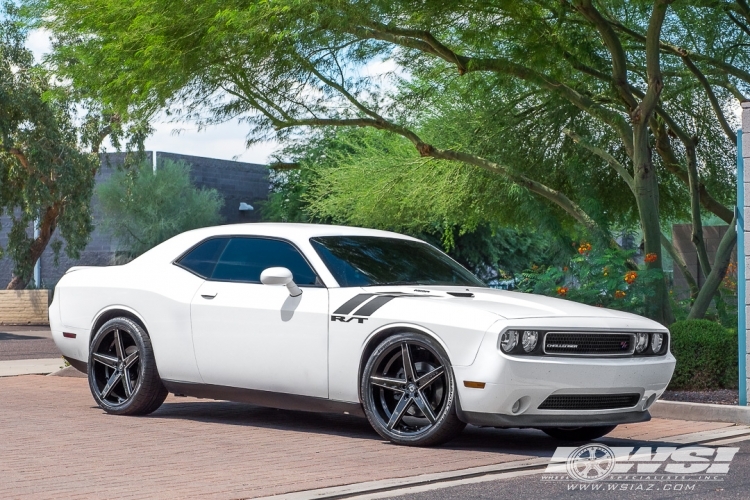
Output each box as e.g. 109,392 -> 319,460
353,295 -> 396,317
333,294 -> 375,315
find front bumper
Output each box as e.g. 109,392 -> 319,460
459,409 -> 650,428
453,326 -> 675,428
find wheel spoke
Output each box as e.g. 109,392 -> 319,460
370,375 -> 406,392
412,390 -> 437,423
593,461 -> 610,474
114,329 -> 125,362
122,368 -> 133,398
386,393 -> 412,430
100,371 -> 122,399
416,366 -> 444,389
124,350 -> 139,369
92,352 -> 118,368
401,343 -> 416,382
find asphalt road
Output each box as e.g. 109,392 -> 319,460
384,438 -> 750,500
0,326 -> 60,360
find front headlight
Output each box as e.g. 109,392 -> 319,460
521,330 -> 538,352
499,330 -> 519,353
635,333 -> 649,353
651,333 -> 664,353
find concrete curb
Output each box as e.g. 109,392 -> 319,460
0,358 -> 64,377
48,365 -> 87,378
651,400 -> 750,425
252,457 -> 551,500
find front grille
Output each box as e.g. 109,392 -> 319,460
544,332 -> 634,355
539,394 -> 641,411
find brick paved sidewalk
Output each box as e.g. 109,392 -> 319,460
0,376 -> 735,500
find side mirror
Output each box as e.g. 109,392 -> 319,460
260,267 -> 302,297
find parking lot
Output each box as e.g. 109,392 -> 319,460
0,372 -> 748,500
2,325 -> 750,499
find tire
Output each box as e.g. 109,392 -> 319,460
541,425 -> 617,441
361,332 -> 466,446
88,317 -> 168,415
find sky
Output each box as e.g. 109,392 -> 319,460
26,29 -> 279,164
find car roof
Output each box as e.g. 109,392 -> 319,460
134,223 -> 422,268
180,222 -> 420,242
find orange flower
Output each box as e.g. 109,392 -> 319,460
624,271 -> 637,285
563,266 -> 569,272
556,286 -> 568,296
644,253 -> 658,263
577,242 -> 592,254
615,290 -> 626,299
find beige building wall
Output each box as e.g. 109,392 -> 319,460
0,290 -> 49,325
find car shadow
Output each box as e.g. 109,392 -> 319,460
0,332 -> 46,341
147,400 -> 611,457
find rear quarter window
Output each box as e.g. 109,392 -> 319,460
176,238 -> 230,278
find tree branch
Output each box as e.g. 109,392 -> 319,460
652,120 -> 734,223
633,0 -> 670,126
660,232 -> 699,301
276,116 -> 607,236
269,161 -> 301,171
679,56 -> 737,144
574,0 -> 638,110
730,0 -> 750,24
6,147 -> 51,185
685,138 -> 713,279
90,114 -> 120,154
563,128 -> 634,191
688,211 -> 737,319
345,23 -> 636,156
610,17 -> 750,85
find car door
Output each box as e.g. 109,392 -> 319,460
186,236 -> 329,398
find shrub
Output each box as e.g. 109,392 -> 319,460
516,243 -> 662,316
98,159 -> 224,256
667,320 -> 738,390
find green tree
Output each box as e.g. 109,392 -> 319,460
97,159 -> 224,257
32,0 -> 748,322
0,5 -> 102,289
263,127 -> 571,282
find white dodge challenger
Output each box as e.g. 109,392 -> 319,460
50,223 -> 675,446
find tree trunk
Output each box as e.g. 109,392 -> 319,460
6,275 -> 27,290
632,123 -> 673,324
688,213 -> 737,319
5,204 -> 61,290
686,141 -> 712,279
661,233 -> 699,301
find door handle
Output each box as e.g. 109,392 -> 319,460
201,292 -> 218,299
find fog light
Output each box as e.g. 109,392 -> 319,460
499,330 -> 519,353
651,333 -> 664,353
521,331 -> 538,352
512,399 -> 521,414
635,333 -> 649,353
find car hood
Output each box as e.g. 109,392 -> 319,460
361,285 -> 652,321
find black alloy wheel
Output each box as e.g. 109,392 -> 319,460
88,317 -> 168,415
361,332 -> 466,446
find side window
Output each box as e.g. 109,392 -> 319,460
177,237 -> 230,278
210,237 -> 319,285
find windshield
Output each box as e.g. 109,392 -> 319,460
310,236 -> 486,288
